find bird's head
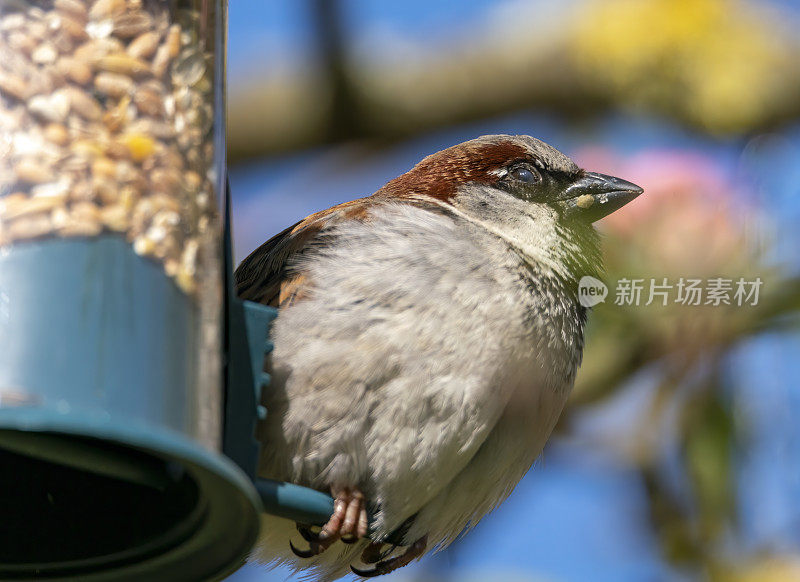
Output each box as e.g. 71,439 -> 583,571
377,134 -> 643,226
375,134 -> 643,284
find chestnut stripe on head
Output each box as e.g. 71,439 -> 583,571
376,139 -> 531,203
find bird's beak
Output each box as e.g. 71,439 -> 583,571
559,172 -> 643,223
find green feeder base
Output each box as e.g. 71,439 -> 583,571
0,237 -> 261,581
0,409 -> 259,582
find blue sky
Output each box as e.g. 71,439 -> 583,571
227,0 -> 505,81
227,0 -> 800,83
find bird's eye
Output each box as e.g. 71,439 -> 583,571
509,165 -> 540,184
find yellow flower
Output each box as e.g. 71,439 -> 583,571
569,0 -> 792,133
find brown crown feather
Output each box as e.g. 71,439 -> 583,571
375,139 -> 530,203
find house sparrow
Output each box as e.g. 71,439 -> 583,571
235,134 -> 642,580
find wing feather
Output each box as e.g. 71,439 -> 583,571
234,198 -> 374,307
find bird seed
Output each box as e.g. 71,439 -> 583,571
0,0 -> 220,297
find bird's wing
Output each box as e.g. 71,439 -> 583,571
234,197 -> 375,307
234,193 -> 454,306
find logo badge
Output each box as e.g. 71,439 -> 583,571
578,276 -> 608,307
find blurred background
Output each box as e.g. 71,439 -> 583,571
225,1 -> 800,581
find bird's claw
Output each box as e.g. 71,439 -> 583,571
289,539 -> 323,559
351,535 -> 427,577
291,524 -> 337,557
360,542 -> 395,564
290,523 -> 338,557
296,523 -> 321,543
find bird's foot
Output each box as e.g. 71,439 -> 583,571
290,487 -> 369,558
351,535 -> 427,577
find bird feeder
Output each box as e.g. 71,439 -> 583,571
0,0 -> 343,580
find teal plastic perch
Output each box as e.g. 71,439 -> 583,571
254,479 -> 336,525
222,190 -> 340,529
